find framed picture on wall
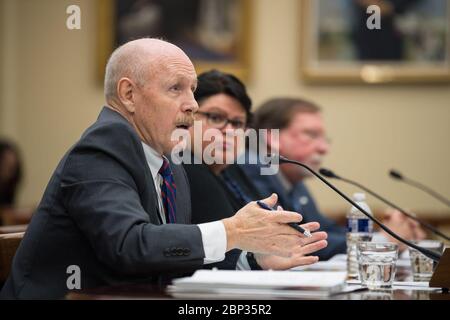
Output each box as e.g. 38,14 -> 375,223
97,0 -> 252,82
300,0 -> 450,84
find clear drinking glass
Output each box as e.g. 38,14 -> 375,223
408,240 -> 444,282
357,242 -> 398,290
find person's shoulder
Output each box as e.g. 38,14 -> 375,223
80,107 -> 138,146
60,107 -> 145,183
293,181 -> 313,197
68,107 -> 144,162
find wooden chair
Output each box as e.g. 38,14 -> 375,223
0,224 -> 28,234
0,232 -> 24,283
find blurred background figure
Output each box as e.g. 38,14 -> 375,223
0,139 -> 22,209
0,139 -> 33,225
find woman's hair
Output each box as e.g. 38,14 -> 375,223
194,69 -> 252,122
0,139 -> 23,206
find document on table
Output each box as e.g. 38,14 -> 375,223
168,270 -> 350,298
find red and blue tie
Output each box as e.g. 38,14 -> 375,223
159,158 -> 176,223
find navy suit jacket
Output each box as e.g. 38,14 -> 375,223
237,155 -> 347,260
1,107 -> 205,299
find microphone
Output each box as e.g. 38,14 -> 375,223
319,168 -> 450,241
390,169 -> 450,208
277,155 -> 442,262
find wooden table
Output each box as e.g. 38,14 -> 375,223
66,285 -> 449,300
66,266 -> 450,300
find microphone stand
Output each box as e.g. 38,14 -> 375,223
319,168 -> 450,241
278,156 -> 441,261
278,155 -> 450,290
390,170 -> 450,208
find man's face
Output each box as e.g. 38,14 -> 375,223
278,112 -> 330,174
132,55 -> 198,155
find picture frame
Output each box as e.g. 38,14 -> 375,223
300,0 -> 450,84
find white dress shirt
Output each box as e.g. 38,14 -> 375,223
141,142 -> 226,264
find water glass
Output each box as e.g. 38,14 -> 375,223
357,242 -> 398,289
408,240 -> 444,282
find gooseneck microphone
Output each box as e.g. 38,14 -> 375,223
390,169 -> 450,208
278,155 -> 442,261
319,168 -> 450,241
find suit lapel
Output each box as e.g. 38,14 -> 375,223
98,107 -> 163,225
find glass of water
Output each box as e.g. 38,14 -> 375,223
357,242 -> 398,290
408,240 -> 444,282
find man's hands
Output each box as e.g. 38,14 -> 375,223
222,194 -> 305,257
254,222 -> 328,270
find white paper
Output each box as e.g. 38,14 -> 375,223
170,270 -> 350,298
173,270 -> 347,289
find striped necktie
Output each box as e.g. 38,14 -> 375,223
158,158 -> 176,223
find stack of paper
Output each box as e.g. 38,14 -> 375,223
168,270 -> 348,299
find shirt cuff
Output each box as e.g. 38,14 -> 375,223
197,221 -> 227,264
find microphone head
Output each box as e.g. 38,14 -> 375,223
319,168 -> 339,179
389,169 -> 403,180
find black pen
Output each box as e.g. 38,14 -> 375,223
256,200 -> 312,238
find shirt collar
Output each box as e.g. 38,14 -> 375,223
141,142 -> 164,181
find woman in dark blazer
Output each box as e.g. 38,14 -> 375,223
183,70 -> 327,270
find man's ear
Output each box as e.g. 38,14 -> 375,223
117,77 -> 136,114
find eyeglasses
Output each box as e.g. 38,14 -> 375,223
196,111 -> 246,130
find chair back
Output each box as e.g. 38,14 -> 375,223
0,232 -> 25,283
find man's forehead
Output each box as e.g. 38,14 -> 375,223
161,69 -> 198,84
152,57 -> 197,80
